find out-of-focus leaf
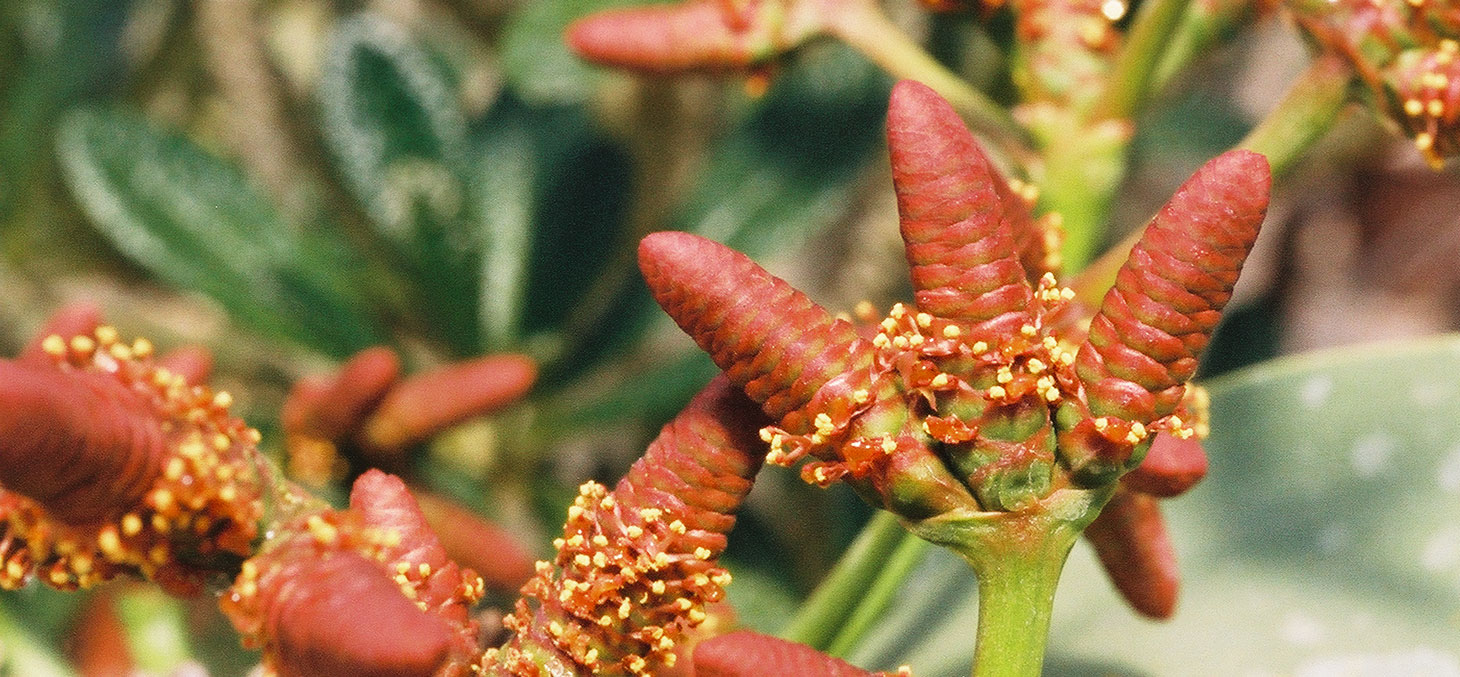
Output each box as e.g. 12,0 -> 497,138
499,0 -> 641,106
850,336 -> 1460,675
55,107 -> 383,357
0,596 -> 75,677
0,0 -> 128,223
319,13 -> 480,353
472,115 -> 536,353
114,588 -> 192,675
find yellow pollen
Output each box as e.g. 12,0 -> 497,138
131,337 -> 153,358
852,389 -> 870,404
695,546 -> 712,560
892,335 -> 910,349
585,648 -> 599,664
1021,324 -> 1038,337
873,334 -> 890,348
41,335 -> 66,357
651,580 -> 667,594
567,505 -> 584,520
909,334 -> 925,347
942,325 -> 962,339
759,428 -> 774,442
98,527 -> 122,555
548,621 -> 564,637
121,513 -> 143,536
996,367 -> 1013,384
1427,99 -> 1445,117
987,385 -> 1007,399
688,608 -> 707,623
593,552 -> 608,567
108,343 -> 132,361
69,335 -> 96,355
854,300 -> 876,320
575,554 -> 591,567
916,312 -> 933,327
881,318 -> 898,332
930,373 -> 950,388
891,302 -> 906,317
655,552 -> 671,567
164,457 -> 185,481
1406,98 -> 1426,116
1044,388 -> 1060,403
95,326 -> 119,345
669,520 -> 686,534
881,437 -> 897,453
971,341 -> 988,354
640,508 -> 663,522
1027,358 -> 1046,374
567,534 -> 585,547
626,525 -> 644,539
552,538 -> 566,551
1417,132 -> 1436,151
307,516 -> 338,545
593,534 -> 609,547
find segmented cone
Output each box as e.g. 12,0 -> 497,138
486,377 -> 766,676
0,362 -> 167,524
888,80 -> 1036,334
694,631 -> 887,676
1075,150 -> 1269,421
566,0 -> 807,72
639,232 -> 874,426
262,552 -> 454,677
1083,488 -> 1180,619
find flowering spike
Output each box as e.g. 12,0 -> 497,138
484,377 -> 765,676
1082,488 -> 1180,619
1075,150 -> 1269,422
566,0 -> 826,74
888,80 -> 1037,336
639,232 -> 874,426
694,630 -> 900,676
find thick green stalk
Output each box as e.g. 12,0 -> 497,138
964,529 -> 1076,677
1098,0 -> 1196,119
826,6 -> 1033,160
825,532 -> 930,658
1238,54 -> 1355,178
778,511 -> 909,649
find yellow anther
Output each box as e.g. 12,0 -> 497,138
213,391 -> 233,409
108,343 -> 133,361
872,334 -> 891,348
131,337 -> 153,358
307,515 -> 338,545
688,608 -> 707,623
996,367 -> 1013,384
1020,324 -> 1038,337
892,335 -> 910,349
575,554 -> 591,567
909,334 -> 925,347
1428,99 -> 1445,117
759,427 -> 775,442
890,302 -> 906,317
1417,132 -> 1436,151
640,508 -> 662,522
930,373 -> 949,388
95,326 -> 119,345
971,341 -> 988,354
651,580 -> 667,594
942,325 -> 962,339
881,318 -> 898,332
626,525 -> 643,539
1094,417 -> 1110,431
1406,98 -> 1426,116
1026,358 -> 1046,374
987,385 -> 1007,399
41,335 -> 66,357
122,513 -> 143,536
695,546 -> 712,560
852,389 -> 870,404
669,520 -> 686,534
566,534 -> 585,547
164,457 -> 185,481
548,621 -> 564,637
567,505 -> 584,520
1044,388 -> 1060,403
98,527 -> 122,555
881,437 -> 898,453
69,335 -> 96,355
854,300 -> 877,320
916,312 -> 933,327
593,552 -> 608,568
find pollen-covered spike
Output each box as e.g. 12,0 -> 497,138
361,354 -> 536,454
1083,488 -> 1181,619
19,303 -> 101,364
490,377 -> 762,676
349,471 -> 465,616
155,346 -> 214,386
693,630 -> 886,676
0,361 -> 167,524
258,551 -> 454,677
887,80 -> 1036,332
1121,433 -> 1208,498
1076,150 -> 1269,421
639,232 -> 874,425
566,0 -> 820,73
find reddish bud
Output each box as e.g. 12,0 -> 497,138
694,631 -> 895,676
1083,488 -> 1180,619
888,80 -> 1042,337
362,354 -> 536,454
1076,150 -> 1269,421
566,0 -> 826,73
640,232 -> 875,426
1122,433 -> 1208,498
413,491 -> 537,592
289,346 -> 400,442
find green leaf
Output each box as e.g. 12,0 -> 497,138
0,594 -> 75,677
114,588 -> 193,675
471,116 -> 537,352
55,107 -> 383,357
319,13 -> 480,353
849,337 -> 1460,675
498,0 -> 641,106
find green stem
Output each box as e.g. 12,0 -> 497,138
955,524 -> 1081,677
1151,0 -> 1264,93
1098,0 -> 1195,119
826,5 -> 1033,160
778,510 -> 909,650
825,531 -> 929,658
1238,54 -> 1355,178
